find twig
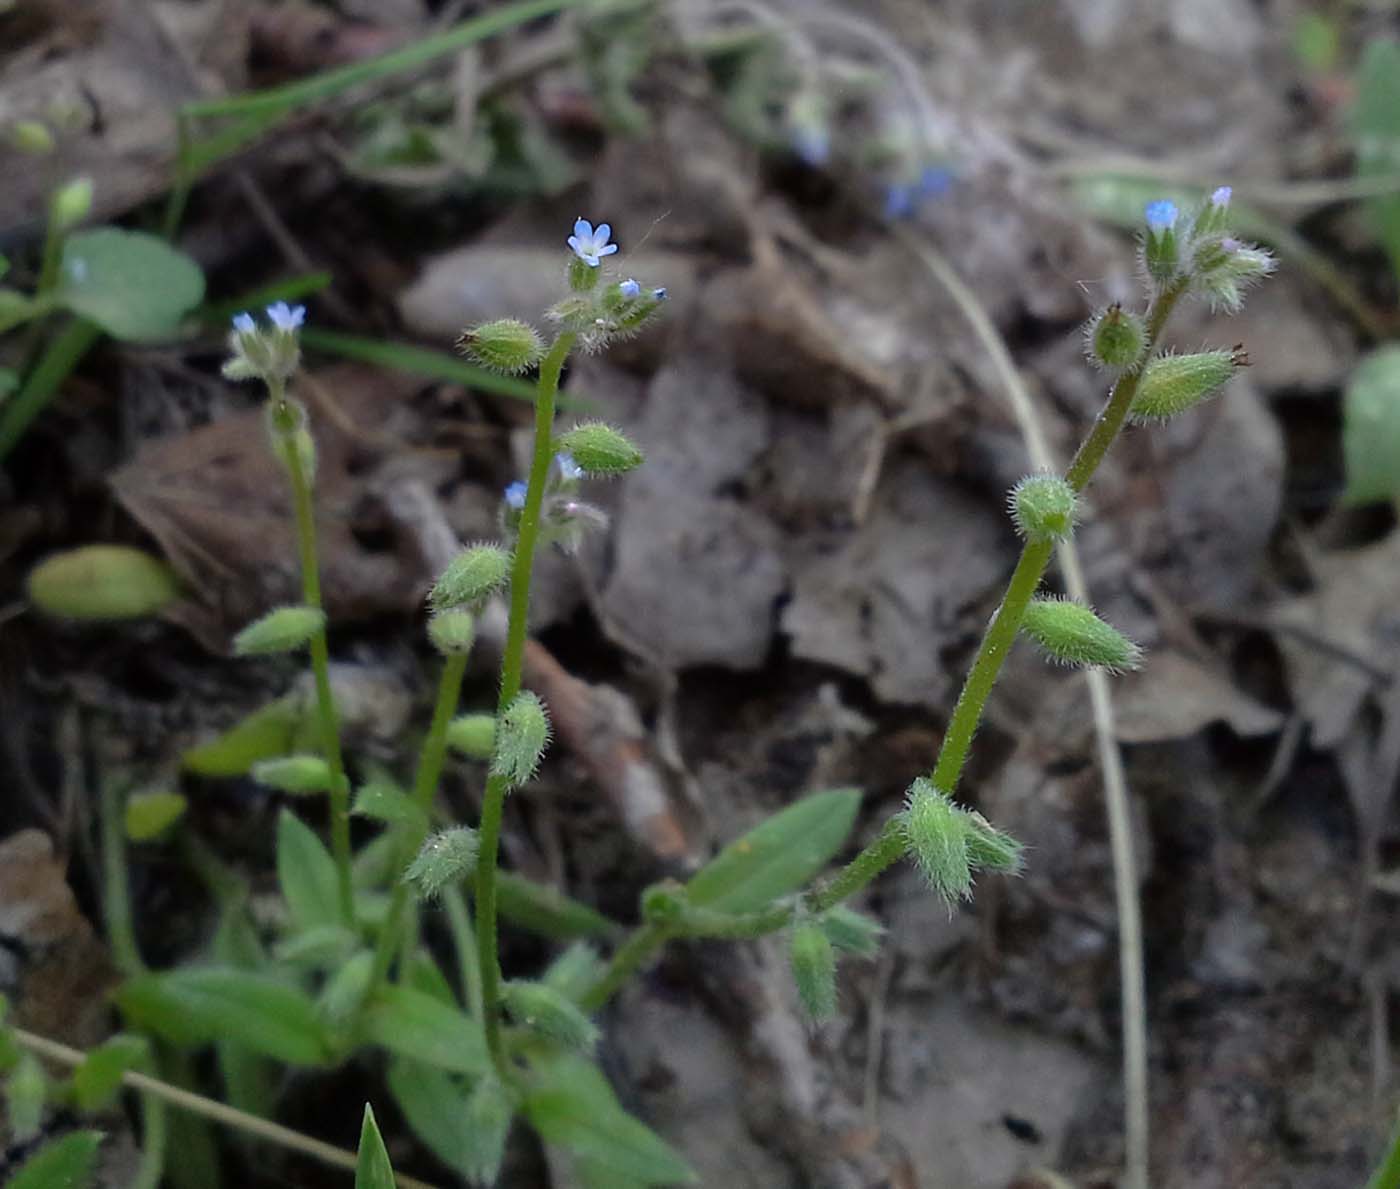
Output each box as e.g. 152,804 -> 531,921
896,224 -> 1150,1189
11,1029 -> 439,1189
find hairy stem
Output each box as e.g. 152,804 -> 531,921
476,330 -> 576,1068
930,280 -> 1186,796
99,780 -> 144,977
366,650 -> 470,996
270,382 -> 354,926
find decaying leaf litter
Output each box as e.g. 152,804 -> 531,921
2,0 -> 1398,1185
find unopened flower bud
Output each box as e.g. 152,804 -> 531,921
553,422 -> 643,475
1142,198 -> 1180,283
50,176 -> 93,233
491,690 -> 550,788
457,319 -> 545,374
427,608 -> 476,656
1020,596 -> 1142,672
1084,303 -> 1147,372
446,712 -> 496,759
233,604 -> 325,656
963,811 -> 1025,875
902,778 -> 972,906
430,544 -> 512,611
789,921 -> 837,1021
1129,347 -> 1248,422
1190,236 -> 1276,313
1009,473 -> 1077,543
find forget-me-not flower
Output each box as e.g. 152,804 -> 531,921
267,302 -> 307,332
1144,200 -> 1178,235
567,219 -> 619,267
232,312 -> 256,335
619,279 -> 641,299
505,481 -> 528,510
1210,186 -> 1231,208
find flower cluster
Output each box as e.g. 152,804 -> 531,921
223,301 -> 306,385
552,218 -> 667,352
1138,187 -> 1275,308
501,451 -> 608,555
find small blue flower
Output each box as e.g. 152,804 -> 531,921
505,481 -> 528,510
567,218 -> 619,267
1144,200 -> 1178,234
619,279 -> 641,299
651,287 -> 668,301
232,312 -> 256,335
556,452 -> 583,481
883,182 -> 915,220
266,302 -> 306,332
792,126 -> 830,167
1210,186 -> 1232,208
918,165 -> 954,198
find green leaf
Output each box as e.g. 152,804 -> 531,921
684,788 -> 861,914
73,1033 -> 149,1110
276,810 -> 342,933
252,754 -> 333,795
1343,345 -> 1400,506
359,985 -> 489,1075
6,1130 -> 103,1189
124,790 -> 188,841
0,365 -> 18,396
355,1103 -> 397,1189
1352,39 -> 1400,281
182,694 -> 304,777
55,229 -> 205,341
352,778 -> 429,835
525,1053 -> 696,1185
497,871 -> 619,940
386,1059 -> 475,1179
27,545 -> 181,620
6,1051 -> 47,1142
116,968 -> 330,1066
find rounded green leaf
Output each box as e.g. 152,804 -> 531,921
124,790 -> 188,842
57,229 -> 205,341
28,544 -> 180,620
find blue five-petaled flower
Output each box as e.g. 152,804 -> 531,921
505,481 -> 528,510
619,279 -> 641,299
568,218 -> 619,267
1210,186 -> 1231,208
267,301 -> 307,332
1144,200 -> 1178,234
232,312 -> 256,335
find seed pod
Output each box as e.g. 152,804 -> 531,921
491,691 -> 550,788
28,544 -> 181,621
404,827 -> 480,900
1009,474 -> 1078,543
1129,348 -> 1247,422
234,605 -> 325,656
1020,596 -> 1143,672
789,921 -> 838,1021
445,713 -> 496,759
502,980 -> 599,1052
902,778 -> 972,906
456,319 -> 545,374
1084,304 -> 1147,372
430,544 -> 512,611
553,422 -> 644,476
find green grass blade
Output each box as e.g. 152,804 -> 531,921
0,318 -> 102,461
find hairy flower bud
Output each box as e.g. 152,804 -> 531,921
1020,596 -> 1142,672
404,827 -> 480,899
1129,347 -> 1248,422
818,906 -> 885,957
1142,199 -> 1181,283
1189,236 -> 1277,313
233,604 -> 325,656
789,921 -> 837,1021
430,544 -> 512,612
1009,473 -> 1078,543
553,422 -> 643,475
427,608 -> 476,656
902,778 -> 972,906
963,811 -> 1025,875
1191,185 -> 1232,238
502,980 -> 599,1052
491,691 -> 550,788
446,712 -> 496,759
456,319 -> 545,374
1084,303 -> 1147,372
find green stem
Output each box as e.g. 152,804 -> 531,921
99,780 -> 144,977
929,280 -> 1186,796
476,330 -> 576,1068
270,382 -> 355,926
1367,1113 -> 1400,1189
444,886 -> 484,1019
578,922 -> 671,1013
366,651 -> 470,995
133,1092 -> 168,1189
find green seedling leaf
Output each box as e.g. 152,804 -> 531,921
56,229 -> 204,341
684,787 -> 861,914
0,365 -> 18,396
273,924 -> 358,968
182,694 -> 303,777
359,985 -> 489,1075
116,968 -> 330,1066
1352,40 -> 1400,281
525,1052 -> 696,1185
27,544 -> 180,620
386,1058 -> 477,1179
6,1050 -> 47,1142
276,809 -> 341,933
6,1130 -> 103,1189
352,779 -> 428,835
356,1104 -> 398,1189
1343,345 -> 1400,506
124,790 -> 188,841
497,870 -> 619,940
73,1033 -> 149,1110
